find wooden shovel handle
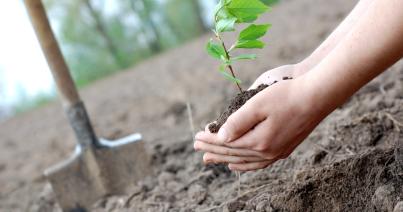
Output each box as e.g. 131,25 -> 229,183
25,0 -> 80,107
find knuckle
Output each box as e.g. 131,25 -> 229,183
254,142 -> 269,152
245,101 -> 264,119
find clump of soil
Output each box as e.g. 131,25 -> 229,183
209,77 -> 293,133
208,84 -> 269,133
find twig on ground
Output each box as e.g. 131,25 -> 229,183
381,112 -> 403,132
345,147 -> 356,156
124,189 -> 143,208
186,102 -> 196,139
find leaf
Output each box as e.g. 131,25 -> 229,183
232,54 -> 257,61
215,0 -> 236,22
227,0 -> 269,23
216,18 -> 237,32
235,40 -> 265,49
219,70 -> 242,84
239,24 -> 271,41
213,0 -> 226,16
237,15 -> 258,23
206,40 -> 227,59
260,0 -> 279,6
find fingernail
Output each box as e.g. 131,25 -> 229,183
217,127 -> 229,143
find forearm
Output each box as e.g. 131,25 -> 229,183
296,0 -> 374,74
307,0 -> 403,114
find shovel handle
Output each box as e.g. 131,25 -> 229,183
25,0 -> 80,107
25,0 -> 99,148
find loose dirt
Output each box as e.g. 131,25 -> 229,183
1,0 -> 402,211
208,84 -> 269,133
208,77 -> 293,133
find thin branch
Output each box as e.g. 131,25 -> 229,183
216,34 -> 243,92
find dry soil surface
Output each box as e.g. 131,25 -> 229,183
1,0 -> 402,211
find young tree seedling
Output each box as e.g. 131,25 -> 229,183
206,0 -> 271,92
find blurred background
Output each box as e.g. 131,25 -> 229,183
0,0 -> 223,121
0,0 -> 278,120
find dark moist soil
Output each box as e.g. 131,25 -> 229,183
208,84 -> 269,133
209,77 -> 292,133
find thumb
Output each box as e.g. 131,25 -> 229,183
217,98 -> 266,143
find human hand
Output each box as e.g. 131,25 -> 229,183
194,73 -> 329,171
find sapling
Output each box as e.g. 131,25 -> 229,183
206,0 -> 271,92
206,0 -> 272,196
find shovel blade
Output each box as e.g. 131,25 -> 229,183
45,138 -> 150,211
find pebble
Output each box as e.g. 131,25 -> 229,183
394,201 -> 403,212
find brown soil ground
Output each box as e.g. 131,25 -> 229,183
1,0 -> 403,211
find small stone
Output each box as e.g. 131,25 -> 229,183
372,184 -> 395,212
394,201 -> 403,212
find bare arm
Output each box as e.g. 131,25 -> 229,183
297,0 -> 374,73
307,0 -> 403,112
251,0 -> 374,88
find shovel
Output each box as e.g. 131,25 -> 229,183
24,0 -> 151,211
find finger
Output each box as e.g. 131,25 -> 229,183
217,98 -> 267,144
194,140 -> 262,157
203,152 -> 266,164
225,119 -> 271,150
195,131 -> 225,146
228,160 -> 276,172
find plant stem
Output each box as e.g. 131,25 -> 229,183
216,34 -> 243,93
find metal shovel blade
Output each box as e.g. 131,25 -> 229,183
44,134 -> 151,211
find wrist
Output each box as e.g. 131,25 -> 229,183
298,70 -> 342,118
293,58 -> 316,77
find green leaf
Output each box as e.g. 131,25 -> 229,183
239,24 -> 271,41
206,40 -> 227,59
232,54 -> 257,61
216,18 -> 237,32
260,0 -> 279,6
213,0 -> 226,16
238,15 -> 258,23
235,40 -> 265,49
215,0 -> 236,22
219,70 -> 242,84
227,0 -> 269,23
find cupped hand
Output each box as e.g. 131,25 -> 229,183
194,73 -> 328,171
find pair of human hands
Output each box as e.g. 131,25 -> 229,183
194,65 -> 326,171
